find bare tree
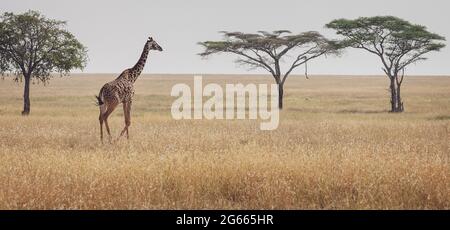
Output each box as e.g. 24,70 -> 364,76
198,30 -> 340,109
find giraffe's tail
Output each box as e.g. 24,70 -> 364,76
95,88 -> 104,106
95,95 -> 104,106
96,88 -> 108,116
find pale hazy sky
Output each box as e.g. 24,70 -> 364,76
1,0 -> 449,75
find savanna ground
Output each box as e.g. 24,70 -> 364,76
0,74 -> 449,209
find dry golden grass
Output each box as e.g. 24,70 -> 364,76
0,74 -> 449,209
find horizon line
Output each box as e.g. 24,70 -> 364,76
66,73 -> 450,77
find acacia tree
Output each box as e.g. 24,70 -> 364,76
0,11 -> 88,115
326,16 -> 445,112
199,30 -> 340,109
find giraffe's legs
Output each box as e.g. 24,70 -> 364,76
99,117 -> 104,144
102,103 -> 118,143
99,104 -> 107,144
119,102 -> 131,140
104,117 -> 112,143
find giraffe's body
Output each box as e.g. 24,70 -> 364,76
98,70 -> 135,107
97,37 -> 162,143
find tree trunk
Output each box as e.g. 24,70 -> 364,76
396,82 -> 404,112
278,83 -> 284,109
389,78 -> 397,112
22,75 -> 31,116
389,77 -> 404,113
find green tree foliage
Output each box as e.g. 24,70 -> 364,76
0,10 -> 88,115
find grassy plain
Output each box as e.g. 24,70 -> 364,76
0,74 -> 449,209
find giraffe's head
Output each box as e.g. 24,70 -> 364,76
147,37 -> 163,51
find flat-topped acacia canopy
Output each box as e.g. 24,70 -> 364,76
326,16 -> 446,112
198,30 -> 341,109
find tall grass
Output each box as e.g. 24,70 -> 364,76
0,74 -> 449,209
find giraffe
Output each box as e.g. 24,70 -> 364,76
96,36 -> 163,143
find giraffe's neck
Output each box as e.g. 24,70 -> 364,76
129,41 -> 150,83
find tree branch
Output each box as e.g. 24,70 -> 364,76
230,50 -> 276,77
